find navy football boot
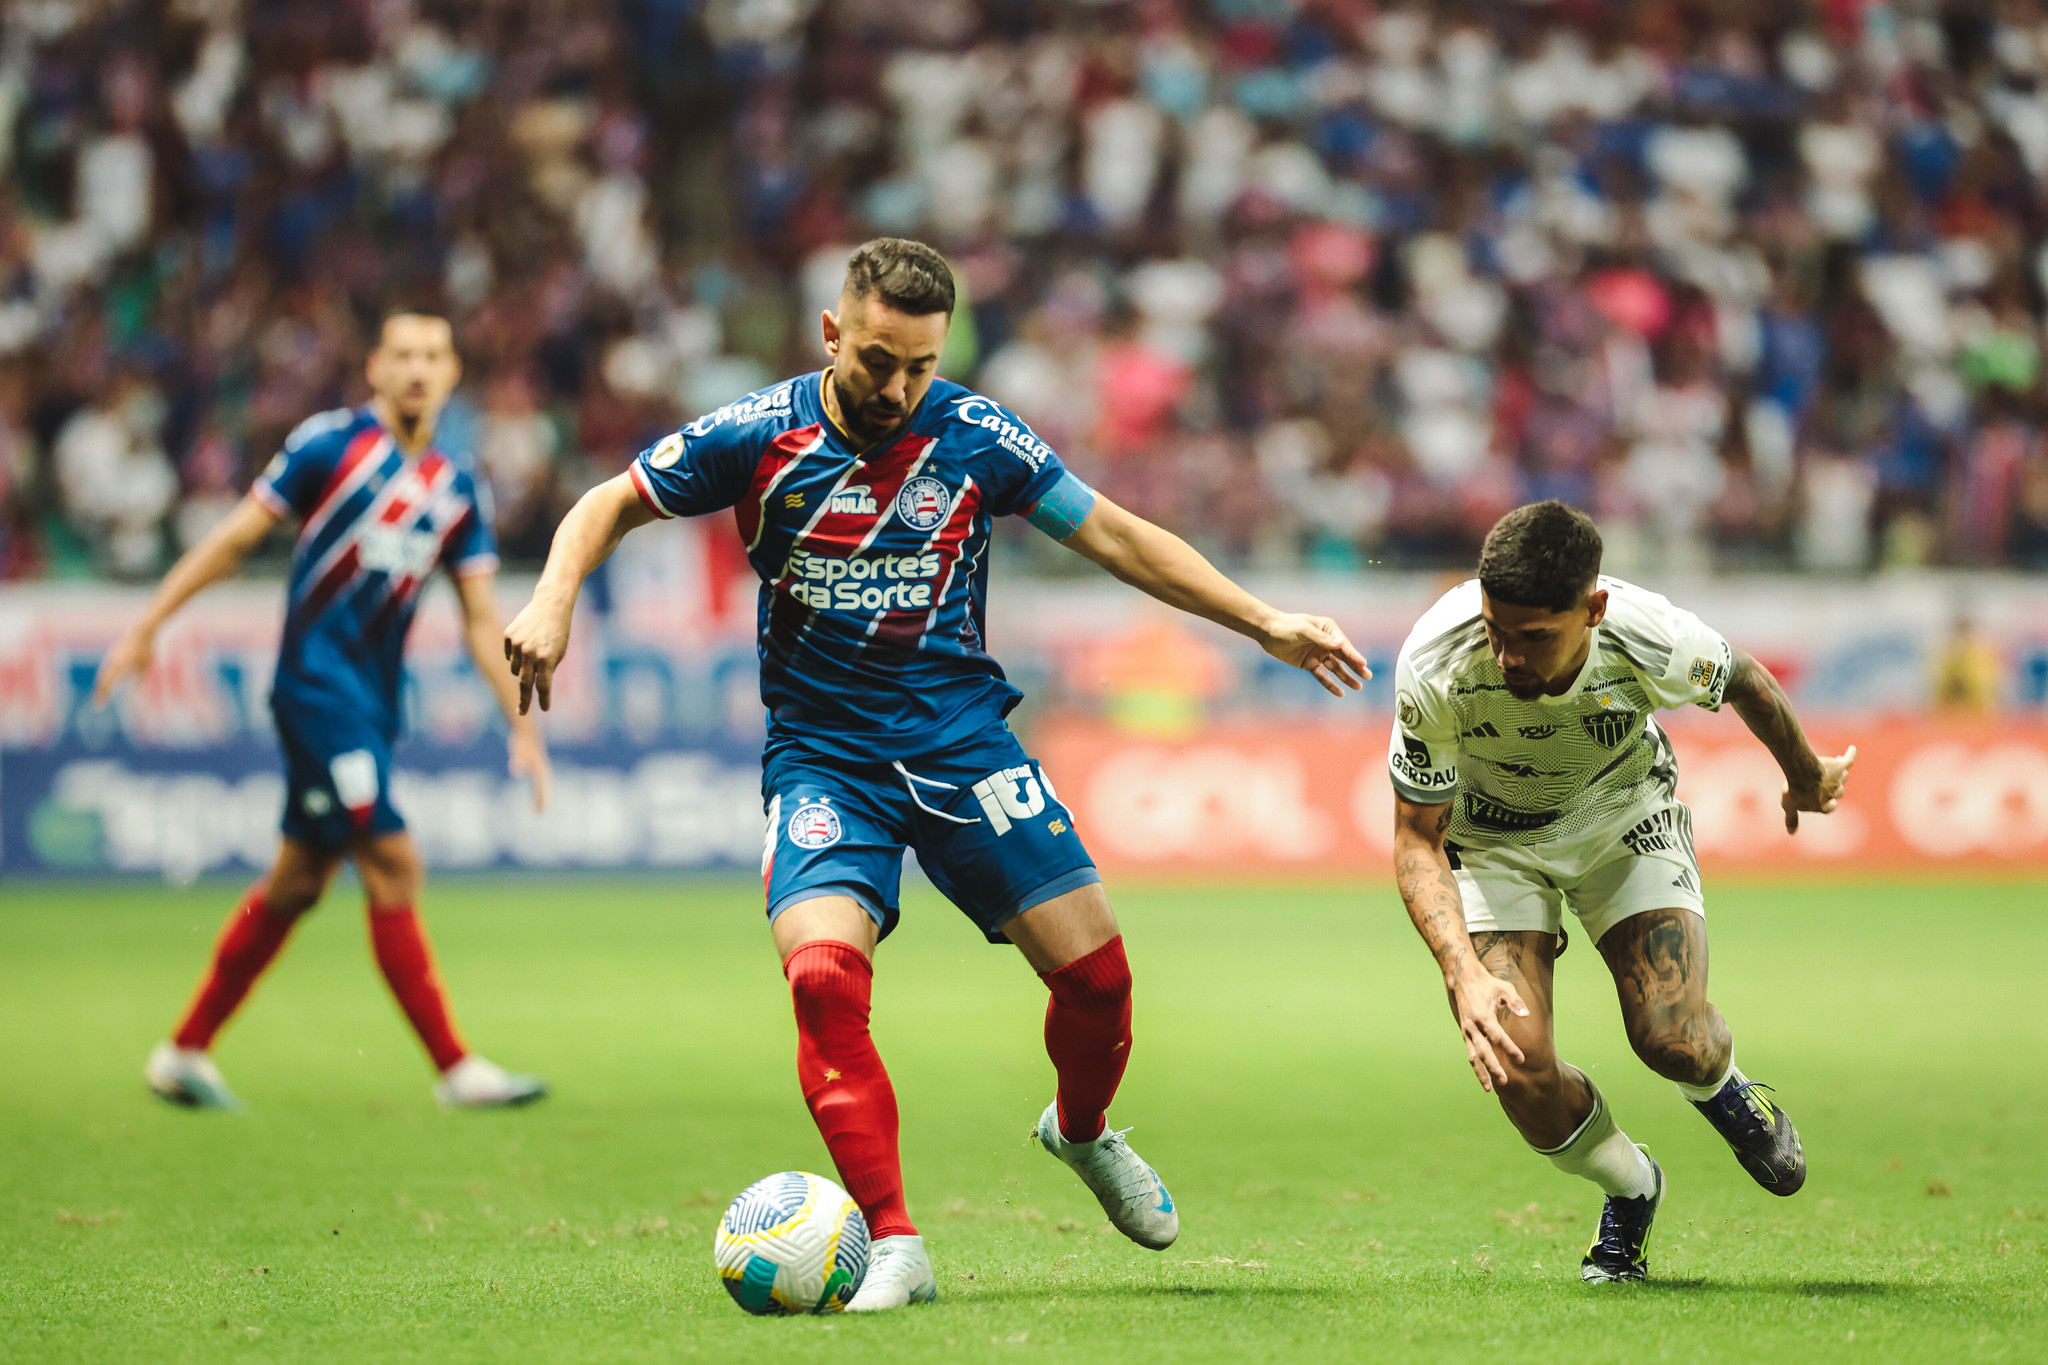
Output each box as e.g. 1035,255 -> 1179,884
1581,1148 -> 1664,1284
1691,1075 -> 1805,1196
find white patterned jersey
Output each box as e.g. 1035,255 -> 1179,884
1388,576 -> 1735,876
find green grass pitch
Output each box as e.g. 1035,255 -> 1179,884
3,875 -> 2043,1363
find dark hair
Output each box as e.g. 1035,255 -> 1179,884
843,238 -> 956,318
377,307 -> 452,341
1478,501 -> 1603,611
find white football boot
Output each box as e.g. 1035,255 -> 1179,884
144,1041 -> 240,1111
845,1234 -> 939,1311
433,1055 -> 548,1108
1035,1102 -> 1179,1250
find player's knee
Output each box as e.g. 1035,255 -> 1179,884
263,880 -> 322,918
1042,936 -> 1130,1011
784,940 -> 873,1009
1494,1047 -> 1561,1107
1627,1020 -> 1721,1085
262,861 -> 335,916
353,839 -> 424,907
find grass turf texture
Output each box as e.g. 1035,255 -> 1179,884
2,877 -> 2043,1364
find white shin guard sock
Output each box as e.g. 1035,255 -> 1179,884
1537,1076 -> 1657,1200
1674,1055 -> 1739,1104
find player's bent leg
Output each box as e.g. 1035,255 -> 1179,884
147,839 -> 341,1110
1467,931 -> 1580,1147
1597,909 -> 1804,1195
1595,908 -> 1731,1087
352,833 -> 547,1107
1007,885 -> 1177,1251
1467,930 -> 1663,1281
773,894 -> 927,1306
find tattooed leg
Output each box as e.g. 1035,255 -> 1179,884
1463,930 -> 1593,1150
1597,909 -> 1732,1088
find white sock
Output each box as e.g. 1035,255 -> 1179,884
1537,1077 -> 1657,1200
1674,1055 -> 1739,1104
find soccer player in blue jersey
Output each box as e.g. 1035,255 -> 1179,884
504,239 -> 1371,1309
95,312 -> 553,1111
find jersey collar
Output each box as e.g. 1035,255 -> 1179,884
1529,629 -> 1604,708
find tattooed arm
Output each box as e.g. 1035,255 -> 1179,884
1721,648 -> 1856,834
1393,793 -> 1528,1091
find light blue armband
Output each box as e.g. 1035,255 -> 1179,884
1024,472 -> 1097,541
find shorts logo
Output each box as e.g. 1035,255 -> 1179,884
328,750 -> 379,811
971,765 -> 1045,835
1396,691 -> 1421,728
302,789 -> 332,816
896,477 -> 952,531
1688,656 -> 1718,689
647,432 -> 684,469
787,801 -> 843,849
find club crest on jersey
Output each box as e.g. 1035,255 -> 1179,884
647,432 -> 684,469
897,477 -> 952,531
787,801 -> 843,849
1580,708 -> 1636,748
831,484 -> 878,515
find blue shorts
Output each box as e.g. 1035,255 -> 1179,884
761,728 -> 1100,944
274,702 -> 406,851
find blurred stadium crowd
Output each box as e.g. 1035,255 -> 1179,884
6,0 -> 2048,581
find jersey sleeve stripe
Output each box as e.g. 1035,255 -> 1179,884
299,432 -> 391,546
629,460 -> 678,518
1389,766 -> 1450,805
450,553 -> 500,577
1600,622 -> 1674,675
1411,616 -> 1487,678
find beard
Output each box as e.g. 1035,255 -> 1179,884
831,373 -> 909,446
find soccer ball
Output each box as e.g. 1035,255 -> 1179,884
714,1171 -> 869,1315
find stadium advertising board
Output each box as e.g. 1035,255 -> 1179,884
3,566 -> 2044,876
1033,718 -> 2048,875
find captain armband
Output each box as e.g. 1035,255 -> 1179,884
1023,472 -> 1098,541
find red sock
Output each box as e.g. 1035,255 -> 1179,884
784,941 -> 916,1239
172,887 -> 299,1050
367,905 -> 468,1073
1041,935 -> 1133,1143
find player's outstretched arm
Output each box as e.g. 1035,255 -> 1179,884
1392,793 -> 1528,1092
502,473 -> 656,714
1722,648 -> 1856,834
455,571 -> 551,811
1058,494 -> 1370,695
92,493 -> 281,707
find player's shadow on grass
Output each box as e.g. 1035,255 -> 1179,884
969,1283 -> 1339,1304
1639,1279 -> 1899,1298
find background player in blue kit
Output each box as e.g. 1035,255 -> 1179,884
503,239 -> 1372,1309
95,312 -> 553,1112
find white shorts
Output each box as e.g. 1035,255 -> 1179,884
1453,801 -> 1705,946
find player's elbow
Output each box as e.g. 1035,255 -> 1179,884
1392,796 -> 1451,851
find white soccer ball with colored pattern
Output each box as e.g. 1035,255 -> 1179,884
714,1171 -> 869,1314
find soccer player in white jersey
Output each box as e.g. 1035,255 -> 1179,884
1388,501 -> 1855,1284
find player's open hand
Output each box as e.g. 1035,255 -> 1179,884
503,596 -> 572,714
1261,614 -> 1371,696
1447,969 -> 1529,1093
1782,744 -> 1856,834
509,723 -> 552,812
92,626 -> 155,709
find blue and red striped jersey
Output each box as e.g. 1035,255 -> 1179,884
253,406 -> 497,735
631,372 -> 1069,764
